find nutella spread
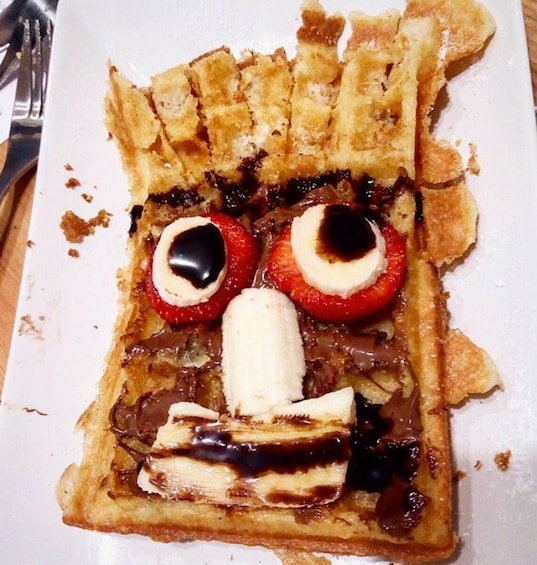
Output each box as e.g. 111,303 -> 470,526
110,172 -> 426,535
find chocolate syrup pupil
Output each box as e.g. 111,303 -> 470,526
168,223 -> 226,289
318,205 -> 376,261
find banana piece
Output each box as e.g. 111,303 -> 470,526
266,386 -> 356,423
291,204 -> 387,298
138,388 -> 356,507
152,216 -> 227,307
221,287 -> 306,416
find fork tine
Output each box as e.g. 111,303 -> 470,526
12,20 -> 32,122
42,20 -> 53,106
31,20 -> 43,121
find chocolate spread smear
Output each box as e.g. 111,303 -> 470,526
123,322 -> 222,364
110,389 -> 182,448
301,320 -> 403,373
376,477 -> 429,536
345,390 -> 425,536
109,174 -> 426,537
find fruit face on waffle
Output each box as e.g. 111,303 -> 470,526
57,1 -> 502,562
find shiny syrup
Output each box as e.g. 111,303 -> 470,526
168,223 -> 226,288
318,205 -> 376,262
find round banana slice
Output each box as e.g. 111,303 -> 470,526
291,204 -> 387,298
152,216 -> 227,307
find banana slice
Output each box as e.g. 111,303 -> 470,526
291,204 -> 387,297
221,287 -> 306,416
152,216 -> 227,307
138,388 -> 356,507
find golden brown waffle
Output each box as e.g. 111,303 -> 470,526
57,1 -> 501,563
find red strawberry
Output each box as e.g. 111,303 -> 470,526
267,220 -> 406,323
146,213 -> 258,324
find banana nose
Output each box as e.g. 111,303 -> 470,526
221,287 -> 306,417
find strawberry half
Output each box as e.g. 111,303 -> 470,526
267,220 -> 406,323
146,213 -> 258,324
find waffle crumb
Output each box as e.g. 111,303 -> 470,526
494,450 -> 511,472
467,142 -> 480,175
65,177 -> 81,189
60,209 -> 112,243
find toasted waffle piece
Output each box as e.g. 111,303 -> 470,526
445,329 -> 503,405
406,0 -> 495,64
407,0 -> 496,187
151,64 -> 212,187
421,182 -> 478,266
331,12 -> 439,184
287,0 -> 345,177
58,1 -> 500,563
105,67 -> 188,201
189,47 -> 256,183
239,48 -> 293,185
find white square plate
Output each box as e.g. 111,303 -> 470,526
1,1 -> 536,563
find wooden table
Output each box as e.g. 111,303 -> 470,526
1,2 -> 537,391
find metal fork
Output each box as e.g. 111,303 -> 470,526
0,19 -> 52,206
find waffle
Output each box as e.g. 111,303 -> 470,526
57,1 -> 501,563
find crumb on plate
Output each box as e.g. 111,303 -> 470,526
65,177 -> 81,189
494,450 -> 511,472
467,142 -> 480,175
60,209 -> 112,244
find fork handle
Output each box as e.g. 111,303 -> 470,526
0,145 -> 38,206
0,182 -> 14,242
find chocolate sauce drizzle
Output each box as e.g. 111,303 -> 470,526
147,428 -> 350,477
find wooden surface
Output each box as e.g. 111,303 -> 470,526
0,141 -> 35,388
1,3 -> 537,392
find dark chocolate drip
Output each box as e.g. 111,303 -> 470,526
147,428 -> 350,477
148,187 -> 204,208
346,391 -> 421,491
168,223 -> 225,289
128,204 -> 144,236
414,190 -> 424,224
266,485 -> 340,507
345,390 -> 426,536
317,205 -> 376,262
